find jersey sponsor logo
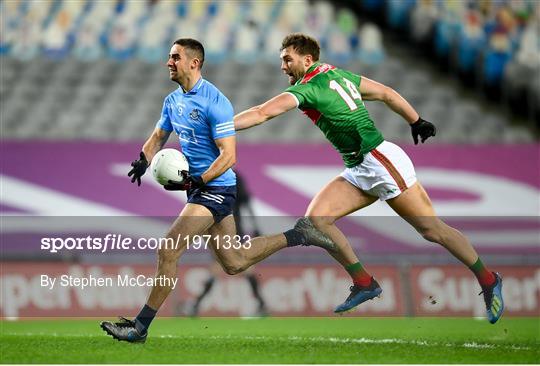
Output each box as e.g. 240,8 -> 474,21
178,126 -> 198,144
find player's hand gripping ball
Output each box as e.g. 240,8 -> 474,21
163,170 -> 205,191
150,148 -> 189,186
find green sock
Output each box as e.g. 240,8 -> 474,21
469,258 -> 496,287
345,262 -> 372,287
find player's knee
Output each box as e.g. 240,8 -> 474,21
417,226 -> 443,244
157,246 -> 180,265
306,215 -> 335,230
223,263 -> 244,275
216,256 -> 245,275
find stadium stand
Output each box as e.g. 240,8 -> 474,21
353,0 -> 539,128
1,0 -> 537,142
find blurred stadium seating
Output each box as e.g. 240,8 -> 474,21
356,0 -> 540,128
1,0 -> 537,141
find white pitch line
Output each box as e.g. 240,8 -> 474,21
2,332 -> 101,338
2,332 -> 532,351
463,342 -> 495,349
155,334 -> 532,351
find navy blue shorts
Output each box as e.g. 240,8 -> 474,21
187,185 -> 237,223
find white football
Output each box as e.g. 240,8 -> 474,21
150,148 -> 189,186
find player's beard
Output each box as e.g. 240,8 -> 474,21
287,75 -> 295,84
287,65 -> 306,85
288,71 -> 301,85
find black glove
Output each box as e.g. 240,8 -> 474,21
411,117 -> 436,145
127,152 -> 148,186
164,171 -> 205,191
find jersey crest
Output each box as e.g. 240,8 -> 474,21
189,109 -> 200,120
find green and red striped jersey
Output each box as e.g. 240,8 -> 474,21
285,62 -> 384,167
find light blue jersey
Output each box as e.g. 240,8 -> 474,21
156,78 -> 236,187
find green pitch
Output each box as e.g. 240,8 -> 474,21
1,318 -> 539,364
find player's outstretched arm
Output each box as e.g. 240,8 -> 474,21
359,77 -> 419,123
359,76 -> 436,144
234,93 -> 298,130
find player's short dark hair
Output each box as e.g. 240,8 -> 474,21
173,38 -> 205,69
280,33 -> 320,61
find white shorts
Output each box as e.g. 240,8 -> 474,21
340,141 -> 417,201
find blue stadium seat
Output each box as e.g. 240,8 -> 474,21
483,49 -> 511,86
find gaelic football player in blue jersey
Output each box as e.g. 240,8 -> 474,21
100,39 -> 336,343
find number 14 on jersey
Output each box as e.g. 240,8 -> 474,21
329,78 -> 363,110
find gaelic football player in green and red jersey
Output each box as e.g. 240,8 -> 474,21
234,33 -> 504,324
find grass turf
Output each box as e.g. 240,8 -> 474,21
1,317 -> 539,364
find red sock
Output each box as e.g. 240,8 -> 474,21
469,258 -> 496,288
346,262 -> 372,287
